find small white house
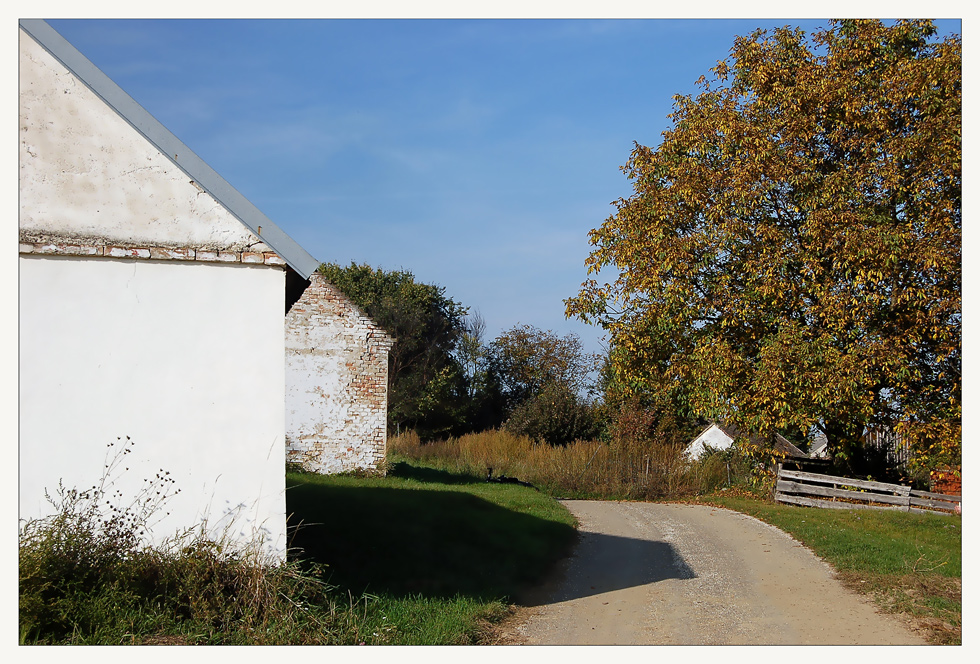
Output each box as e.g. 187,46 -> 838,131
685,422 -> 806,461
685,423 -> 739,460
809,432 -> 829,459
19,20 -> 392,557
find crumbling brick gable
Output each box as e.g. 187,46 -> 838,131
284,272 -> 394,474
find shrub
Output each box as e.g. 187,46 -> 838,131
503,383 -> 602,446
19,440 -> 360,645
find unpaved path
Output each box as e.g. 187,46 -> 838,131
501,501 -> 926,645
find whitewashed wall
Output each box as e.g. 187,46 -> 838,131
685,424 -> 735,460
19,30 -> 260,252
19,257 -> 288,557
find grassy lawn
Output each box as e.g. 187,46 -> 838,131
25,453 -> 954,645
286,458 -> 577,644
287,462 -> 960,645
697,491 -> 962,644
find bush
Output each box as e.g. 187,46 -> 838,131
19,440 -> 361,645
503,382 -> 602,446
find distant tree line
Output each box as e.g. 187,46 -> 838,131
319,262 -> 602,445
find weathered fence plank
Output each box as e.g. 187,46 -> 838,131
778,469 -> 910,495
776,479 -> 910,506
774,465 -> 960,515
910,489 -> 962,503
910,506 -> 958,516
909,496 -> 960,511
776,493 -> 907,512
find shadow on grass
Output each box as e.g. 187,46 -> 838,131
287,480 -> 575,601
386,461 -> 483,486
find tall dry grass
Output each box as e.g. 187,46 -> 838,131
390,429 -> 743,500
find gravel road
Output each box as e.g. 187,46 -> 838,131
501,501 -> 926,645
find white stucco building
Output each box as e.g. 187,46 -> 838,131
19,20 -> 391,557
685,422 -> 806,461
685,423 -> 739,460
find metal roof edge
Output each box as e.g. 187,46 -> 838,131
19,19 -> 321,279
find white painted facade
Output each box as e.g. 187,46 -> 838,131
19,30 -> 260,253
19,24 -> 294,557
685,423 -> 736,460
19,258 -> 287,554
809,433 -> 829,458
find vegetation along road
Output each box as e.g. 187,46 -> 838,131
502,501 -> 926,645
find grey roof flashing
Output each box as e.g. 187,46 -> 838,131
19,19 -> 321,279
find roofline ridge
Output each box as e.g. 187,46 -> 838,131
19,19 -> 321,279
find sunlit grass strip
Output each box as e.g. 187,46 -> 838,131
286,463 -> 577,599
285,461 -> 578,645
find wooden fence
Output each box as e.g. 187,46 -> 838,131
863,427 -> 912,468
775,465 -> 961,515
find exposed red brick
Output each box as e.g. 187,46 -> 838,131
284,272 -> 393,476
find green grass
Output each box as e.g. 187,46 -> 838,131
19,478 -> 360,645
21,456 -> 576,645
285,459 -> 577,644
698,492 -> 962,644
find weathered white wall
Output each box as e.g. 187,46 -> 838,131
685,424 -> 735,460
19,30 -> 260,252
19,256 -> 287,556
285,274 -> 392,474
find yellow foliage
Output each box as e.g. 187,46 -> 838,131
566,20 -> 961,466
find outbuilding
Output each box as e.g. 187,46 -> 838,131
19,20 -> 392,557
685,422 -> 806,461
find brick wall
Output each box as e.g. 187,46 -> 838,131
284,272 -> 393,474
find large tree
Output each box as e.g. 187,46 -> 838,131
566,20 -> 960,470
489,325 -> 602,445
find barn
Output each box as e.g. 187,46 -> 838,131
685,422 -> 806,461
19,20 -> 391,557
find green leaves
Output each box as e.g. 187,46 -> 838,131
567,20 -> 961,468
319,262 -> 470,439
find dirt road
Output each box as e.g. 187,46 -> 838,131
502,501 -> 926,645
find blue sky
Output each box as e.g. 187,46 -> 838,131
43,18 -> 963,357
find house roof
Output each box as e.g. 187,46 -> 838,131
19,19 -> 321,280
772,433 -> 806,459
690,421 -> 807,459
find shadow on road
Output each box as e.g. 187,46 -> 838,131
518,530 -> 697,607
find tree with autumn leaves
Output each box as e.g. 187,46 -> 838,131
566,20 -> 960,473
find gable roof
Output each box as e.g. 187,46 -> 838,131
19,19 -> 320,280
772,433 -> 806,459
690,422 -> 807,459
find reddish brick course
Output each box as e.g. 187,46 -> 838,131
19,241 -> 288,267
